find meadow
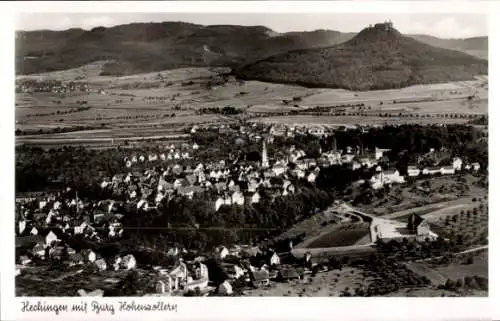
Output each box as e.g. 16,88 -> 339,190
16,64 -> 488,148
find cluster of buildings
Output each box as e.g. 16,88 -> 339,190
407,155 -> 480,178
15,120 -> 485,296
371,213 -> 438,244
16,224 -> 137,276
15,79 -> 90,95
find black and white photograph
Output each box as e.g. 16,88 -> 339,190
10,3 -> 491,303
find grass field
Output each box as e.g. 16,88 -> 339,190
306,223 -> 371,248
434,251 -> 488,280
16,65 -> 488,148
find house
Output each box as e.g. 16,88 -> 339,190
45,231 -> 59,246
217,246 -> 229,260
225,264 -> 245,279
452,157 -> 463,171
351,161 -> 362,171
155,276 -> 177,295
251,192 -> 261,204
94,259 -> 107,271
77,289 -> 104,297
121,254 -> 137,270
341,151 -> 356,163
375,147 -> 390,160
292,169 -> 306,179
251,270 -> 270,286
422,166 -> 441,175
32,243 -> 46,259
67,253 -> 84,266
272,165 -> 287,176
232,191 -> 245,206
407,214 -> 430,236
215,197 -> 225,211
19,255 -> 32,265
49,246 -> 64,260
277,267 -> 300,282
81,249 -> 97,263
383,169 -> 405,183
307,172 -> 317,183
359,157 -> 376,168
67,247 -> 76,256
217,280 -> 233,295
111,257 -> 122,271
407,166 -> 420,177
30,227 -> 38,236
472,162 -> 481,171
370,169 -> 404,189
18,220 -> 26,235
137,199 -> 148,210
308,127 -> 325,137
167,247 -> 180,257
440,166 -> 455,175
269,252 -> 280,266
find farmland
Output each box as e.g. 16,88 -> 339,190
427,199 -> 488,246
244,267 -> 373,297
305,223 -> 371,248
16,62 -> 487,148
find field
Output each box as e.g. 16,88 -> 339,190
244,267 -> 372,297
434,251 -> 488,280
428,199 -> 488,246
16,63 -> 487,148
358,173 -> 487,216
305,223 -> 371,248
401,250 -> 488,296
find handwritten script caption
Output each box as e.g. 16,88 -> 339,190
21,300 -> 178,315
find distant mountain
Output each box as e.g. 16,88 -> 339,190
234,22 -> 488,91
15,22 -> 351,75
15,21 -> 487,76
409,34 -> 488,59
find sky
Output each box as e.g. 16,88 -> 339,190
16,12 -> 487,39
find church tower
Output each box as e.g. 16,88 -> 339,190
261,139 -> 269,169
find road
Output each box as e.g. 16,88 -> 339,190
290,197 -> 481,259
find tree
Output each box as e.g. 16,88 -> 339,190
445,279 -> 456,290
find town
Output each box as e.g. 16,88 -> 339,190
15,118 -> 488,297
14,17 -> 488,298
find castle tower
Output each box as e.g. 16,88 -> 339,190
261,139 -> 269,169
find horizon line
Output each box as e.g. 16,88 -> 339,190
15,20 -> 488,40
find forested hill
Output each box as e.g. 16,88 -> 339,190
15,23 -> 352,75
234,23 -> 488,91
16,21 -> 487,76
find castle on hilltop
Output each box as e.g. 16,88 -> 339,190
369,21 -> 394,31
